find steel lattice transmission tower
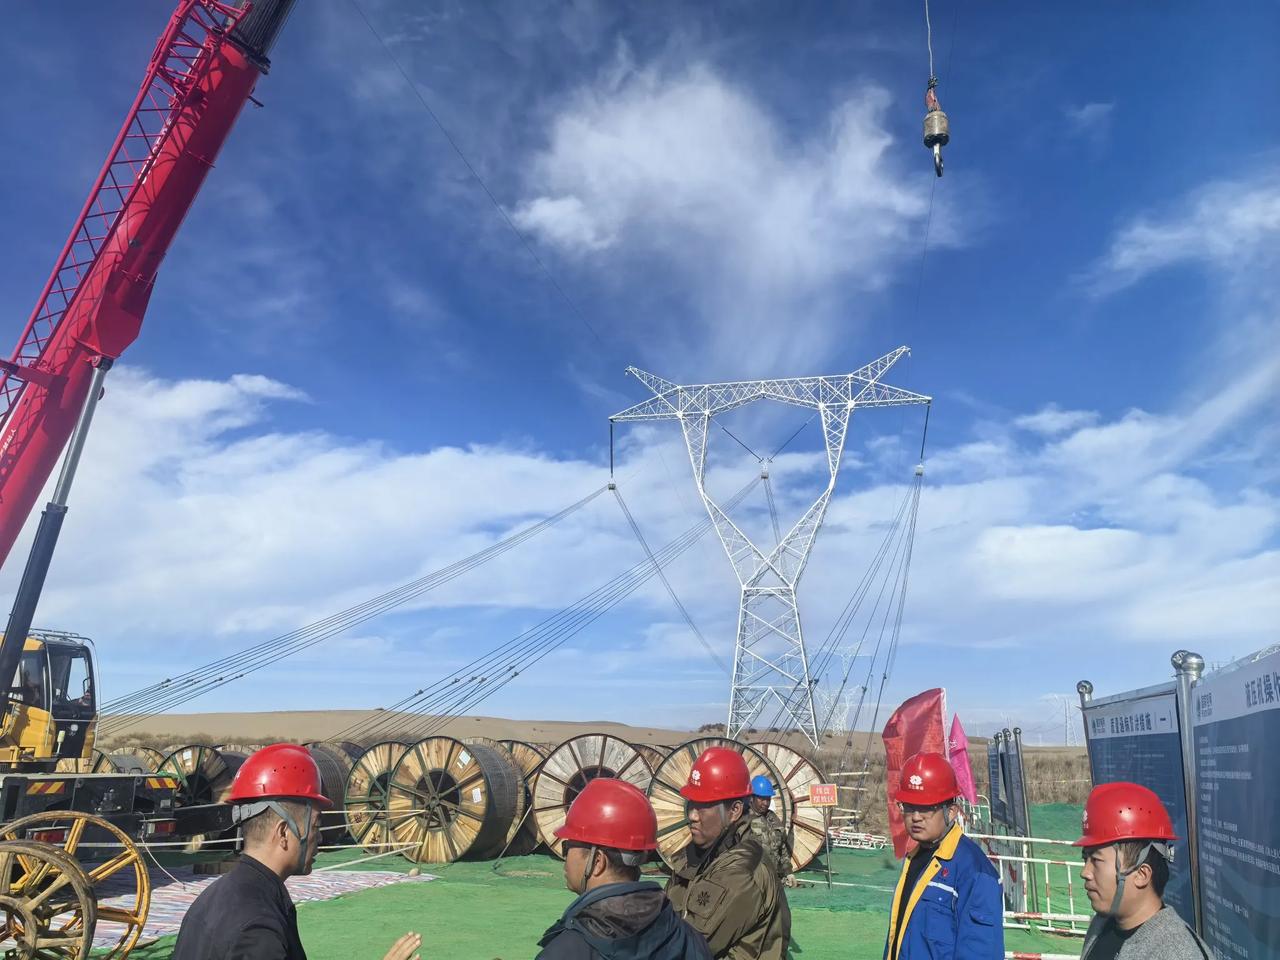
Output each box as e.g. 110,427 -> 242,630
612,347 -> 930,746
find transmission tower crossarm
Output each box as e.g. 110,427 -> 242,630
610,348 -> 931,425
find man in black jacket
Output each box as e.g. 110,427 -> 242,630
537,778 -> 711,960
172,744 -> 420,960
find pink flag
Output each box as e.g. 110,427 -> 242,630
882,688 -> 947,858
948,714 -> 978,805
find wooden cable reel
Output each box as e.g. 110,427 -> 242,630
748,741 -> 829,872
132,747 -> 167,773
216,743 -> 262,756
0,840 -> 94,960
98,754 -> 151,775
158,745 -> 248,807
54,751 -> 112,774
631,743 -> 667,772
464,739 -> 530,857
0,812 -> 149,960
647,738 -> 793,869
344,741 -> 410,854
533,735 -> 652,858
387,737 -> 518,863
304,743 -> 357,842
496,739 -> 547,856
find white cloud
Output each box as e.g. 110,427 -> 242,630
7,349 -> 1273,734
513,61 -> 945,374
1013,404 -> 1098,436
1090,171 -> 1280,294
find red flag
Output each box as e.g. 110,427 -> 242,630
882,688 -> 947,858
948,714 -> 978,805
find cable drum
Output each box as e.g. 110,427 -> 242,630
133,747 -> 168,772
55,750 -> 112,774
533,734 -> 652,859
344,740 -> 411,854
647,738 -> 793,870
632,743 -> 668,772
305,743 -> 356,840
748,741 -> 829,872
497,739 -> 547,856
160,746 -> 249,807
331,740 -> 366,762
466,738 -> 530,857
217,742 -> 262,755
387,737 -> 518,863
103,753 -> 153,775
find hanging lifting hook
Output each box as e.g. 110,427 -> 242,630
923,76 -> 949,178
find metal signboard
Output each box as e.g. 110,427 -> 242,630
987,738 -> 1009,826
1192,645 -> 1280,959
1081,681 -> 1194,926
809,783 -> 839,806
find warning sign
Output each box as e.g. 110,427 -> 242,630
809,783 -> 838,806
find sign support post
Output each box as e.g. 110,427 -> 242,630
1171,650 -> 1205,935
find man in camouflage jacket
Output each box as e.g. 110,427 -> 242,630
747,776 -> 793,884
666,749 -> 790,960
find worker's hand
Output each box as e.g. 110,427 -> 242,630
382,932 -> 421,960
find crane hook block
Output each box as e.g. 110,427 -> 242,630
923,78 -> 949,178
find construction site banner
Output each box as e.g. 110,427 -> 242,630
1192,645 -> 1280,959
1081,682 -> 1193,926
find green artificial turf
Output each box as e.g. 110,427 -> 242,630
130,807 -> 1087,959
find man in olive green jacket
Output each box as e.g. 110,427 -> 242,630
666,748 -> 790,960
746,775 -> 793,884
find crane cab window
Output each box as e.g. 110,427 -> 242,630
47,646 -> 93,717
10,651 -> 47,710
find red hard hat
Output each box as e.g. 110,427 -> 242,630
893,752 -> 959,806
1074,782 -> 1177,847
228,744 -> 332,808
679,747 -> 752,803
554,778 -> 658,851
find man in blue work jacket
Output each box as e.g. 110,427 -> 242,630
883,752 -> 1003,960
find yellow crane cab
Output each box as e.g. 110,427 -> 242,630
0,630 -> 97,770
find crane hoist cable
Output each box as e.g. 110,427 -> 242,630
922,0 -> 950,176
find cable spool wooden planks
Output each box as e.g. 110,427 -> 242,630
55,749 -> 112,774
632,743 -> 668,772
647,737 -> 793,869
386,737 -> 519,863
159,745 -> 248,806
133,746 -> 168,772
344,740 -> 411,854
497,739 -> 548,855
533,734 -> 652,858
748,741 -> 829,872
101,753 -> 152,775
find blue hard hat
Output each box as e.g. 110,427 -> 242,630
750,775 -> 775,798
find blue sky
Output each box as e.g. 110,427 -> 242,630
0,1 -> 1275,743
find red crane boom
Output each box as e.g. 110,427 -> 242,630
0,0 -> 295,565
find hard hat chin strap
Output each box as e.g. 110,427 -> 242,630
579,845 -> 598,893
1106,841 -> 1169,918
234,799 -> 313,873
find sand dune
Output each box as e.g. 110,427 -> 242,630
101,710 -> 708,747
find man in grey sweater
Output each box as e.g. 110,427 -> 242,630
1074,782 -> 1213,960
